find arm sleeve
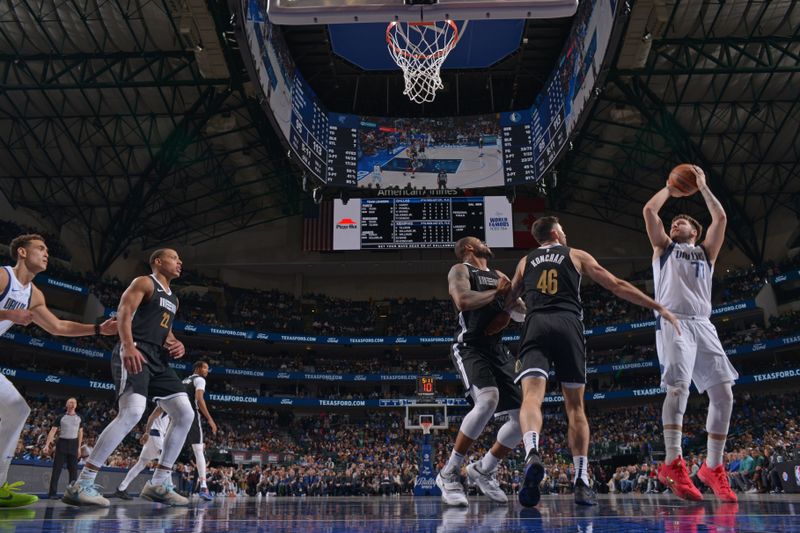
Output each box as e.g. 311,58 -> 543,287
194,376 -> 206,392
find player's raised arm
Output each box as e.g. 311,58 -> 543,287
642,186 -> 673,253
448,263 -> 507,311
693,166 -> 727,263
570,248 -> 681,334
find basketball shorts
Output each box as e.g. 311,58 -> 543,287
185,411 -> 204,446
140,434 -> 163,462
655,315 -> 738,393
111,341 -> 186,401
450,343 -> 522,415
516,311 -> 586,385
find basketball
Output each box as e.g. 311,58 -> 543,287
485,311 -> 511,336
668,164 -> 699,195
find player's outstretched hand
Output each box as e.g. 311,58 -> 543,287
99,317 -> 118,335
165,338 -> 186,359
122,342 -> 146,374
660,308 -> 682,336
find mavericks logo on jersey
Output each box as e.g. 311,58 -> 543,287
3,298 -> 27,311
159,297 -> 177,314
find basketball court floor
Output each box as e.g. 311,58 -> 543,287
2,494 -> 798,532
359,145 -> 504,189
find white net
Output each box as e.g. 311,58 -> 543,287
386,20 -> 461,104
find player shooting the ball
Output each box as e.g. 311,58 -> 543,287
643,164 -> 739,503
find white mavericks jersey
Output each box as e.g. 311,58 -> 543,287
652,242 -> 713,318
0,266 -> 33,336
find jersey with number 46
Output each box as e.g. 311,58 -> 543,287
653,242 -> 713,318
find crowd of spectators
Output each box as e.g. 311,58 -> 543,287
7,310 -> 799,397
0,219 -> 72,261
12,389 -> 800,497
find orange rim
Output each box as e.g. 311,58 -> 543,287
386,20 -> 459,60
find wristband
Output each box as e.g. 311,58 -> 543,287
94,323 -> 100,336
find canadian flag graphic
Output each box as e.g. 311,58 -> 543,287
512,197 -> 546,249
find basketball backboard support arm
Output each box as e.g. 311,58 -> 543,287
266,0 -> 578,25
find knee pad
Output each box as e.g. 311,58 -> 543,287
159,394 -> 193,428
496,409 -> 522,449
117,393 -> 147,427
459,387 -> 499,439
662,382 -> 690,426
706,382 -> 733,435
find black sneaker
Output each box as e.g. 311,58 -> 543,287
518,449 -> 545,507
114,488 -> 133,500
573,478 -> 597,506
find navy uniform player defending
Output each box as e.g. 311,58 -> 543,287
64,249 -> 195,507
437,237 -> 525,506
506,217 -> 680,507
643,166 -> 739,502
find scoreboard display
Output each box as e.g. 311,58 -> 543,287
290,74 -> 359,187
417,376 -> 436,397
249,0 -> 616,189
500,110 -> 535,184
333,196 -> 513,250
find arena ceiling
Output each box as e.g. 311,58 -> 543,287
0,0 -> 799,274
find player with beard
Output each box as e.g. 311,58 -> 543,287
505,217 -> 681,507
643,166 -> 739,502
436,237 -> 526,506
0,234 -> 117,507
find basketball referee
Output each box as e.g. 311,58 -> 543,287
43,398 -> 82,498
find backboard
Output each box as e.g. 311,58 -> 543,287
266,0 -> 578,25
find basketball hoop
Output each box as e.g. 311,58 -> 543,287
386,20 -> 461,104
420,420 -> 433,435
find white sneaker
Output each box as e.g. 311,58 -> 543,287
140,481 -> 189,506
62,480 -> 110,507
436,471 -> 468,506
746,487 -> 759,494
467,462 -> 508,503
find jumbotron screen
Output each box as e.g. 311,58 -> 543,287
240,0 -> 617,188
332,196 -> 513,250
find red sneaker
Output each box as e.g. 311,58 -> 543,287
658,457 -> 703,501
698,462 -> 738,502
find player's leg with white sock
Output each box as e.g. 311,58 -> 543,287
192,443 -> 207,489
0,376 -> 30,486
662,381 -> 690,463
151,394 -> 193,485
79,392 -> 147,483
562,383 -> 590,486
705,381 -> 733,468
480,408 -> 521,472
443,386 -> 499,476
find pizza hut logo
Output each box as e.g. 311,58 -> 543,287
336,218 -> 358,229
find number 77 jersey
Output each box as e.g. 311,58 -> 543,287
522,244 -> 583,319
653,242 -> 713,318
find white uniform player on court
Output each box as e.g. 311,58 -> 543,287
115,407 -> 171,499
643,165 -> 739,503
0,234 -> 117,508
